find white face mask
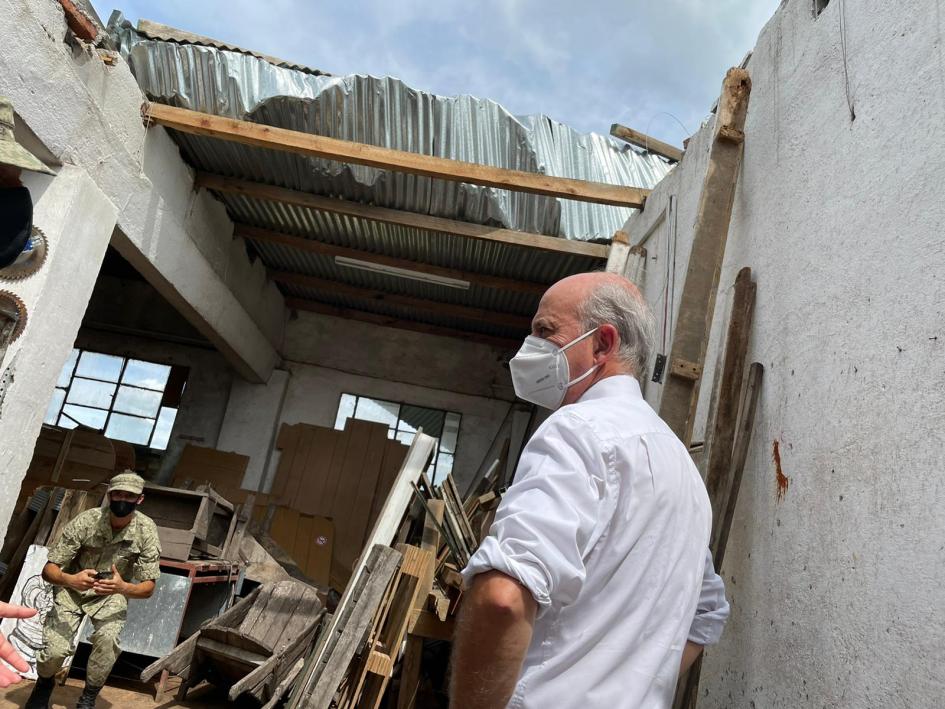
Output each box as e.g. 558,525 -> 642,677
509,328 -> 600,410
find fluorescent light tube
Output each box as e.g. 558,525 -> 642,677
334,256 -> 471,290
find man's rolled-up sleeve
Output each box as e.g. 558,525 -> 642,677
688,548 -> 730,645
461,412 -> 609,609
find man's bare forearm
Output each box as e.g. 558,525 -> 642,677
679,641 -> 704,674
450,571 -> 537,709
120,580 -> 155,599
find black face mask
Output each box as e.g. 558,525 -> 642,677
0,187 -> 32,269
109,500 -> 137,518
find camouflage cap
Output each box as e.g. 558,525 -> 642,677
107,471 -> 145,496
0,97 -> 55,175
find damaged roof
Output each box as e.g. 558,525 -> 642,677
109,15 -> 672,346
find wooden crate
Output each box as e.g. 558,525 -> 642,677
139,484 -> 237,561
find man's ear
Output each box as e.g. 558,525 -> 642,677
596,324 -> 620,359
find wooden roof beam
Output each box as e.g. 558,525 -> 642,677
144,102 -> 649,208
196,173 -> 609,259
284,298 -> 520,350
270,270 -> 533,330
610,123 -> 684,163
235,223 -> 548,296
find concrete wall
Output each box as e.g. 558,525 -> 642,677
0,166 -> 116,540
0,0 -> 283,382
269,310 -> 516,491
626,1 -> 945,706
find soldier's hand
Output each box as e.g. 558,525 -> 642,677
68,569 -> 98,592
92,565 -> 127,596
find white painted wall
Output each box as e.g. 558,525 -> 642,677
0,166 -> 117,542
626,1 -> 945,706
269,310 -> 516,491
0,0 -> 283,383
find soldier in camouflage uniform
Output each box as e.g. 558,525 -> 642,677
25,472 -> 161,709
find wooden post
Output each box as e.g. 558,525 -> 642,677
704,268 -> 756,552
658,68 -> 751,445
674,362 -> 763,709
605,230 -> 632,274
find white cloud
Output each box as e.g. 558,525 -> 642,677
93,0 -> 782,143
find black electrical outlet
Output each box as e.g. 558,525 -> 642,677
652,353 -> 667,383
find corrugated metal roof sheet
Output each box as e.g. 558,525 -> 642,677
108,17 -> 671,343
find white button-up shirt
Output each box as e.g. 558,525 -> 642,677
462,375 -> 727,709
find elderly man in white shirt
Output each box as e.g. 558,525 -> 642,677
452,272 -> 729,709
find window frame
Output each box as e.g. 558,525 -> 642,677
46,348 -> 184,451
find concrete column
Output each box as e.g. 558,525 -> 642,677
0,165 -> 117,540
215,368 -> 291,493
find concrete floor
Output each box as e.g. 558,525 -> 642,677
0,677 -> 231,708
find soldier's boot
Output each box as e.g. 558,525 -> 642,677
75,684 -> 102,709
24,675 -> 55,709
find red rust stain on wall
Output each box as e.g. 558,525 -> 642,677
773,439 -> 790,502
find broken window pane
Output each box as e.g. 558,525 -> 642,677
113,386 -> 162,418
56,350 -> 79,388
60,404 -> 108,430
150,406 -> 178,450
66,378 -> 116,409
334,393 -> 357,430
106,413 -> 154,446
44,389 -> 66,424
75,352 -> 123,382
122,360 -> 171,390
395,430 -> 415,447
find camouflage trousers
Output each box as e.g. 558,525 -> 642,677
35,591 -> 125,688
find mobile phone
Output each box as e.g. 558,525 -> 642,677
94,570 -> 113,580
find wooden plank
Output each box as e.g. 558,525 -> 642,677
330,420 -> 375,585
146,103 -> 649,208
352,424 -> 395,553
625,244 -> 647,286
236,224 -> 547,296
408,610 -> 455,642
368,440 -> 409,532
271,270 -> 532,330
714,362 -> 763,567
285,297 -> 520,350
196,173 -> 610,259
269,424 -> 300,501
352,434 -> 436,592
675,363 -> 762,709
704,268 -> 756,553
303,516 -> 334,587
49,430 -> 75,483
300,425 -> 342,517
290,545 -> 403,708
658,68 -> 752,445
397,636 -> 424,709
610,122 -> 684,162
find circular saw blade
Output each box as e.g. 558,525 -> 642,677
0,227 -> 47,281
0,290 -> 27,344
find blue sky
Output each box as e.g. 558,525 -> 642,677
90,0 -> 780,146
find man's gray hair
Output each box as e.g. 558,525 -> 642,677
578,280 -> 656,381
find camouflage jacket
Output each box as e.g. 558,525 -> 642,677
46,508 -> 162,614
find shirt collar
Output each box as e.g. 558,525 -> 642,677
577,374 -> 643,404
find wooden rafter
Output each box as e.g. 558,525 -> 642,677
197,173 -> 609,259
271,271 -> 532,330
610,123 -> 684,163
284,298 -> 519,350
144,102 -> 650,208
234,224 -> 547,296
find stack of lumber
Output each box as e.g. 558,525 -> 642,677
0,487 -> 100,600
253,418 -> 408,590
271,433 -> 505,708
16,425 -> 134,511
